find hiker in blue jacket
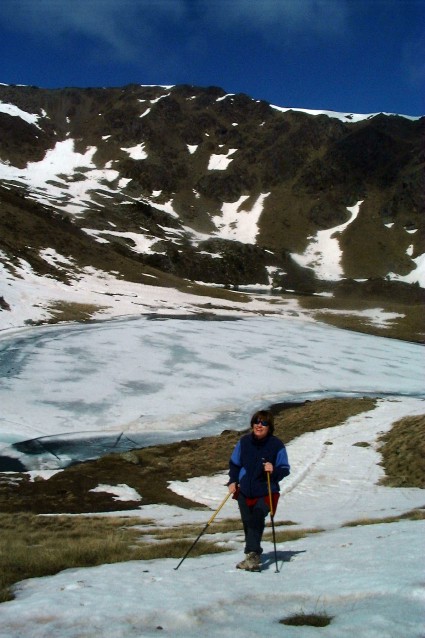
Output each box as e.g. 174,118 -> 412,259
228,409 -> 290,571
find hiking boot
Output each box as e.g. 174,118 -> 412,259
236,552 -> 261,572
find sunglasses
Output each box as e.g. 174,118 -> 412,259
254,419 -> 269,427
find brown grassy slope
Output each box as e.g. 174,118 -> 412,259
378,414 -> 425,488
298,287 -> 424,344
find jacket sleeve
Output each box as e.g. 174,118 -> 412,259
228,440 -> 242,485
272,445 -> 290,482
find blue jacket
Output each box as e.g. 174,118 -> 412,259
228,433 -> 290,498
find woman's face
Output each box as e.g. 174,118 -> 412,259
252,418 -> 270,439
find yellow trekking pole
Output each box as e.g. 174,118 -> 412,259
174,491 -> 232,570
266,470 -> 279,573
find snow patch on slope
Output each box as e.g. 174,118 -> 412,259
207,148 -> 238,170
82,228 -> 158,253
0,101 -> 43,128
0,139 -> 120,214
212,193 -> 270,244
389,253 -> 425,287
291,201 -> 362,280
120,143 -> 148,160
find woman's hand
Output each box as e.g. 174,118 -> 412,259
228,482 -> 237,494
263,462 -> 273,473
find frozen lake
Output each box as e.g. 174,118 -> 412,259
1,314 -> 423,456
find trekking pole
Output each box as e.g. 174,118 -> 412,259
266,470 -> 280,573
174,491 -> 232,570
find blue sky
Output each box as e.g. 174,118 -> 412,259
0,0 -> 424,116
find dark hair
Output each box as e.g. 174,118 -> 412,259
250,409 -> 274,434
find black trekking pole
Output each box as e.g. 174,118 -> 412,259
174,491 -> 232,570
266,470 -> 279,573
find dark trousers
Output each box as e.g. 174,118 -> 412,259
237,494 -> 270,554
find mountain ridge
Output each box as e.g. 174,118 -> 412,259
0,82 -> 423,332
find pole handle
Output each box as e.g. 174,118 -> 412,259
266,471 -> 274,517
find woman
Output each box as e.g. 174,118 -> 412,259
228,409 -> 290,571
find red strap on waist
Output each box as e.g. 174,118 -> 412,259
233,488 -> 280,512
